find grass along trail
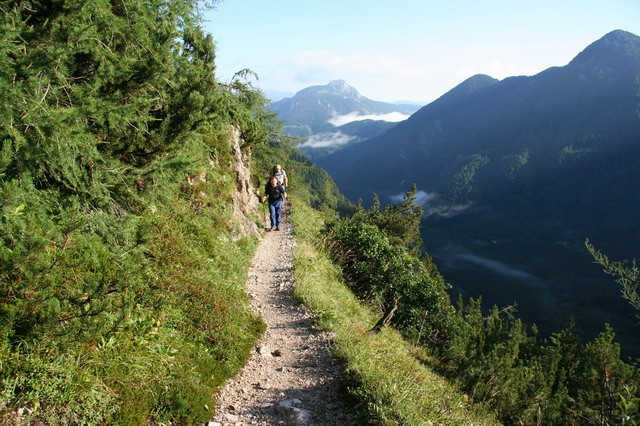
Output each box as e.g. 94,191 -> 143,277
209,204 -> 355,425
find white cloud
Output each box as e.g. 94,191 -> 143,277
328,111 -> 410,126
249,43 -> 561,104
267,49 -> 546,103
389,190 -> 437,207
424,202 -> 472,218
293,51 -> 426,79
457,253 -> 535,281
298,132 -> 356,149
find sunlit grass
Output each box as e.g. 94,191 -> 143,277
291,196 -> 499,425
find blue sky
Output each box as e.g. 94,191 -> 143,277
202,1 -> 640,103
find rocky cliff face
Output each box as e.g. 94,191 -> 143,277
230,127 -> 261,239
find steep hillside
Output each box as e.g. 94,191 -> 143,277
0,3 -> 276,423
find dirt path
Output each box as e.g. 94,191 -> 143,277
209,204 -> 356,425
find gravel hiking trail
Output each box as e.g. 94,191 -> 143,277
209,203 -> 357,425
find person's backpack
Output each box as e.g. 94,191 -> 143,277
274,171 -> 286,187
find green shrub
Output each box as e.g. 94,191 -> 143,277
0,1 -> 269,423
323,192 -> 454,347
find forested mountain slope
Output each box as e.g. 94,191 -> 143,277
318,29 -> 640,355
320,30 -> 640,222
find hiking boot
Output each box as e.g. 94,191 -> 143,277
275,226 -> 280,231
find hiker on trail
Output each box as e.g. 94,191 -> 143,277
261,176 -> 287,231
273,164 -> 288,189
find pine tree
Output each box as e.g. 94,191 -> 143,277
587,239 -> 640,317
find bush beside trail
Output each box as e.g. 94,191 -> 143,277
0,1 -> 272,423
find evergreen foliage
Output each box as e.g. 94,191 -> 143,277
587,239 -> 640,317
354,184 -> 424,252
323,186 -> 452,345
324,190 -> 640,424
587,240 -> 640,424
0,1 -> 274,423
447,154 -> 490,203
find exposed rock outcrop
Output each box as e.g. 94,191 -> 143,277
229,127 -> 261,239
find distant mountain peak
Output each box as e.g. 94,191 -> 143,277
326,79 -> 361,98
269,80 -> 421,140
602,29 -> 639,44
327,79 -> 350,88
460,74 -> 499,89
569,29 -> 640,71
432,74 -> 499,104
586,29 -> 640,53
296,80 -> 362,100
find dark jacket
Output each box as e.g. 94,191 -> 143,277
265,183 -> 286,205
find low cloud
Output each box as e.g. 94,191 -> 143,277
390,190 -> 437,207
298,132 -> 356,149
328,111 -> 410,126
456,253 -> 535,282
424,202 -> 472,218
389,190 -> 472,218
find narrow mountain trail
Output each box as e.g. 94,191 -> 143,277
209,203 -> 357,425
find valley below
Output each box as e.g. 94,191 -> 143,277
422,213 -> 640,359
